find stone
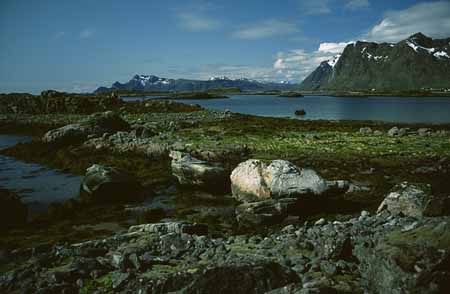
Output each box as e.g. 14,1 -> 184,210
418,128 -> 432,136
170,151 -> 227,191
128,221 -> 208,235
230,159 -> 329,203
377,182 -> 441,218
359,127 -> 372,135
80,164 -> 143,204
387,127 -> 408,137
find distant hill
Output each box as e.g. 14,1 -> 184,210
300,33 -> 450,91
95,75 -> 296,93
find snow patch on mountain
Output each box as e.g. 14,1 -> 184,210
327,54 -> 341,67
434,51 -> 449,59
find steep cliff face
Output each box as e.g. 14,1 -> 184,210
300,33 -> 450,91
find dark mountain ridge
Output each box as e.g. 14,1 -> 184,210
300,33 -> 450,91
95,75 -> 296,93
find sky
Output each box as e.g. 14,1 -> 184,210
0,0 -> 450,93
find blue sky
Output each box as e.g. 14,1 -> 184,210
1,0 -> 449,93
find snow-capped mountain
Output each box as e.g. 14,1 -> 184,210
95,75 -> 296,93
300,32 -> 450,91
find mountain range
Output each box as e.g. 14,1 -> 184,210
94,75 -> 296,93
300,33 -> 450,91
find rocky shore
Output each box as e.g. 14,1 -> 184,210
1,90 -> 450,293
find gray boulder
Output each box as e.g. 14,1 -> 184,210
230,159 -> 329,203
80,164 -> 143,204
387,127 -> 409,137
377,182 -> 443,217
170,151 -> 227,191
359,127 -> 372,135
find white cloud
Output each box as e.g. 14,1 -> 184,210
79,29 -> 94,39
178,12 -> 221,31
318,41 -> 354,53
365,1 -> 450,42
300,0 -> 331,15
273,46 -> 339,81
232,20 -> 299,40
345,0 -> 370,10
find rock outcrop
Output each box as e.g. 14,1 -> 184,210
43,111 -> 129,145
80,164 -> 143,204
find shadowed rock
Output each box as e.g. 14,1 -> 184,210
80,164 -> 143,204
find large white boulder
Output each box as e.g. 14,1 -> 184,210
230,159 -> 328,203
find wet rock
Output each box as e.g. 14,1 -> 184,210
80,164 -> 143,204
0,189 -> 27,230
230,159 -> 329,203
170,151 -> 228,191
377,182 -> 443,217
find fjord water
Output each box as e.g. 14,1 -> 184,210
0,135 -> 81,213
125,95 -> 450,124
174,95 -> 450,124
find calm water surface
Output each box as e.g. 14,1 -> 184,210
0,135 -> 81,213
124,95 -> 450,124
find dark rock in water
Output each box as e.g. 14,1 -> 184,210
377,182 -> 443,217
80,164 -> 143,204
295,109 -> 306,116
170,151 -> 228,192
278,92 -> 304,98
43,111 -> 129,145
0,189 -> 27,231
